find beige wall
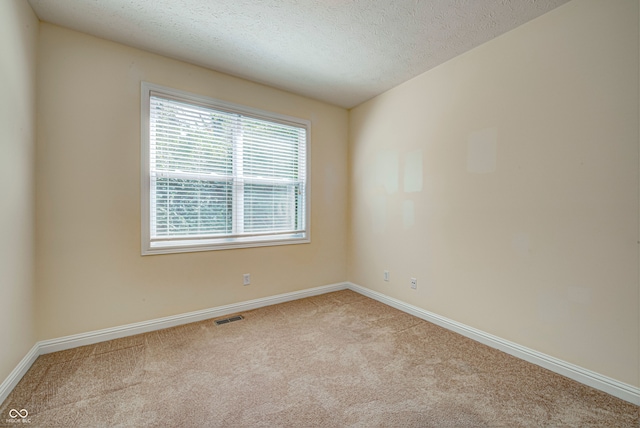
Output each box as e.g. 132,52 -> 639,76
348,0 -> 639,387
35,24 -> 348,340
0,0 -> 38,381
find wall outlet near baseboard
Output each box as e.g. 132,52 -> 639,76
384,270 -> 390,282
243,273 -> 251,286
410,278 -> 417,289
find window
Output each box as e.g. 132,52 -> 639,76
141,83 -> 310,255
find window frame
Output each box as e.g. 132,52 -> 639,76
141,82 -> 311,255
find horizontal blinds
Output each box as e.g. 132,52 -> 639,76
243,183 -> 303,233
149,93 -> 306,241
151,97 -> 234,176
153,178 -> 232,237
242,115 -> 303,180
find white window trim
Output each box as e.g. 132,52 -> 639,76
141,82 -> 311,255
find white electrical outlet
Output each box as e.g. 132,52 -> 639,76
243,273 -> 251,286
384,270 -> 390,282
410,278 -> 417,289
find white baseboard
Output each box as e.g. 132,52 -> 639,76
0,281 -> 348,404
0,344 -> 39,406
38,282 -> 348,355
346,282 -> 640,405
2,280 -> 638,406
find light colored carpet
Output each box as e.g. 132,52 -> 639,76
1,290 -> 638,427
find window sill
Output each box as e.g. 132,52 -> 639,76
142,234 -> 310,255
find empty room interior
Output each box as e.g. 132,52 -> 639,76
1,0 -> 639,426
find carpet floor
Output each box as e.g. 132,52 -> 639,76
1,290 -> 638,427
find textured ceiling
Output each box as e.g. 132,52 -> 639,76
28,0 -> 569,108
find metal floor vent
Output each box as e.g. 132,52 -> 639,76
215,315 -> 244,326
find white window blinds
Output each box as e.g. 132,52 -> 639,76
142,83 -> 310,254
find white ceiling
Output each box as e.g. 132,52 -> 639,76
28,0 -> 569,108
